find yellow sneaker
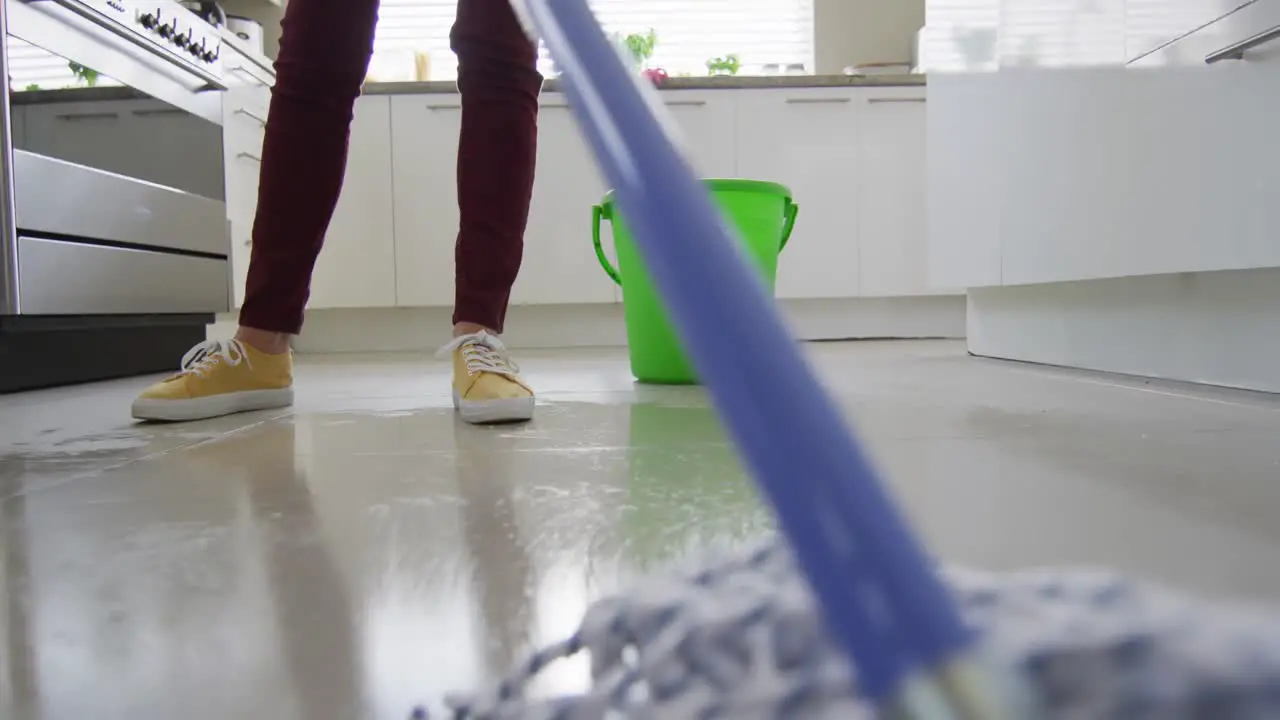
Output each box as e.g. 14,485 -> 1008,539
439,331 -> 534,424
131,339 -> 294,422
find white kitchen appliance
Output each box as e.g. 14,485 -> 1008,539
1,0 -> 233,390
226,15 -> 263,55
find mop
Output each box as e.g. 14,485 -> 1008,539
419,1 -> 1280,717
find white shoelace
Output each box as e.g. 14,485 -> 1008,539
179,339 -> 251,378
437,331 -> 520,378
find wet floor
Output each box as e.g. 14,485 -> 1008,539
2,340 -> 1279,719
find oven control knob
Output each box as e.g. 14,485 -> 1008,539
175,32 -> 190,49
158,23 -> 173,38
139,12 -> 157,29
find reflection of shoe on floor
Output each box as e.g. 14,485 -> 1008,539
439,331 -> 535,425
131,339 -> 294,422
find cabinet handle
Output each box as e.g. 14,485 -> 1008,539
236,151 -> 262,163
541,102 -> 572,109
867,97 -> 926,104
230,66 -> 267,85
1206,23 -> 1280,63
132,108 -> 188,117
664,100 -> 707,107
784,97 -> 851,105
55,112 -> 120,121
426,103 -> 462,111
235,108 -> 267,125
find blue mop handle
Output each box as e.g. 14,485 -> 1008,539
513,0 -> 975,703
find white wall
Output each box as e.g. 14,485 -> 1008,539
814,0 -> 924,72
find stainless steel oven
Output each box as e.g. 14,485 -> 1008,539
1,0 -> 234,392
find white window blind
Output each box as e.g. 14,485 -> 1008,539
6,37 -> 122,91
371,0 -> 814,82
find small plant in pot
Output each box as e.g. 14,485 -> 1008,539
614,28 -> 668,85
706,54 -> 742,76
68,61 -> 100,87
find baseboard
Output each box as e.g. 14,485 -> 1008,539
237,295 -> 968,353
1,314 -> 212,392
967,268 -> 1280,393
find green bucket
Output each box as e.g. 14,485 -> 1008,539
592,179 -> 798,384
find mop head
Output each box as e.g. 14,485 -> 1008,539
426,539 -> 1280,719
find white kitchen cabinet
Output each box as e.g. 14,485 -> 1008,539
392,92 -> 620,309
997,65 -> 1280,285
392,92 -> 618,308
926,74 -> 1003,289
735,88 -> 859,299
658,91 -> 737,177
390,90 -> 737,309
389,94 -> 464,308
521,90 -> 738,306
516,95 -> 615,305
856,87 -> 933,296
308,96 -> 397,309
222,82 -> 269,307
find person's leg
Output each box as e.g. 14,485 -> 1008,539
444,0 -> 543,424
132,0 -> 380,422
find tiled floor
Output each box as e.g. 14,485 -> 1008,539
2,340 -> 1280,719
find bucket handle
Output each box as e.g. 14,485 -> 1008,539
595,199 -> 798,282
779,200 -> 799,252
592,204 -> 622,285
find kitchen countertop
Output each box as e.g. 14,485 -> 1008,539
363,73 -> 924,94
8,73 -> 923,105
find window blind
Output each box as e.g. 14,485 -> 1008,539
6,37 -> 123,91
372,0 -> 815,82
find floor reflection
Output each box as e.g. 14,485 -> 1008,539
4,340 -> 1277,717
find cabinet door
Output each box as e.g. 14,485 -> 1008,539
735,88 -> 859,299
390,95 -> 461,308
659,91 -> 737,177
998,65 -> 1280,285
223,142 -> 261,308
308,96 -> 397,309
222,84 -> 269,307
514,96 -> 615,305
392,93 -> 620,308
857,88 -> 933,296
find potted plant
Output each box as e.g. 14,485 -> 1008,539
614,29 -> 668,84
68,61 -> 100,87
706,54 -> 742,76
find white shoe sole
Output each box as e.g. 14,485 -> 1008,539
453,389 -> 535,424
132,388 -> 295,422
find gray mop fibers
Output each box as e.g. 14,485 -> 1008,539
433,540 -> 1280,719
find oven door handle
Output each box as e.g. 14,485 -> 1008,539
42,0 -> 228,90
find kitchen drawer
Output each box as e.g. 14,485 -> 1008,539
1130,0 -> 1280,66
221,42 -> 275,88
223,84 -> 270,128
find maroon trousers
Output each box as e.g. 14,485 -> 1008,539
239,0 -> 541,335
